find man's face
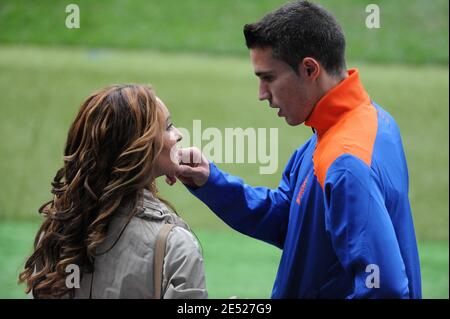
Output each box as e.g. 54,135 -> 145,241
250,47 -> 317,126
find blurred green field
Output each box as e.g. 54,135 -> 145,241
0,0 -> 448,64
0,221 -> 448,298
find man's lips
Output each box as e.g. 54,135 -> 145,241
271,105 -> 282,116
269,103 -> 283,117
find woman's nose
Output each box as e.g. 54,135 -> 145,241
175,127 -> 183,142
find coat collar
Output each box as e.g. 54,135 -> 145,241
135,189 -> 190,229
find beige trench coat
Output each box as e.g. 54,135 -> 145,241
73,189 -> 207,299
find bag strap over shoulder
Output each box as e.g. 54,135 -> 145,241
153,223 -> 175,299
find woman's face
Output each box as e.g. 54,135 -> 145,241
152,97 -> 183,179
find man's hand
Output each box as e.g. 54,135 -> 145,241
172,147 -> 210,188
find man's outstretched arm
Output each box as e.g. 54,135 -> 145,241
173,147 -> 295,248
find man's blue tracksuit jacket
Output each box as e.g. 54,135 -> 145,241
188,69 -> 422,298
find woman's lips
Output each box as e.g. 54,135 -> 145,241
170,145 -> 181,164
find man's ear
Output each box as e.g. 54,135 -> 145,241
300,57 -> 320,79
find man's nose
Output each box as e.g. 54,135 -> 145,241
259,82 -> 270,101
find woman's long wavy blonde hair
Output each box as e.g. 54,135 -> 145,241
19,84 -> 172,298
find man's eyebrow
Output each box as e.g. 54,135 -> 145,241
255,71 -> 274,77
166,116 -> 172,124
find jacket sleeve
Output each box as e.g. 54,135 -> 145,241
324,154 -> 410,298
187,149 -> 300,249
162,226 -> 208,299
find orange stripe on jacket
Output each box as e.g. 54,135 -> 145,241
305,69 -> 378,189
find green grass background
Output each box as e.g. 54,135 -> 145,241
0,221 -> 448,298
0,0 -> 448,64
0,0 -> 448,298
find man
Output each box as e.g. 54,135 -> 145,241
173,1 -> 421,298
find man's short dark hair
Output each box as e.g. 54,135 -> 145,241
243,1 -> 346,76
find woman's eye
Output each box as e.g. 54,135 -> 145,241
167,123 -> 173,130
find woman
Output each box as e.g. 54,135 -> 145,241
19,84 -> 207,299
